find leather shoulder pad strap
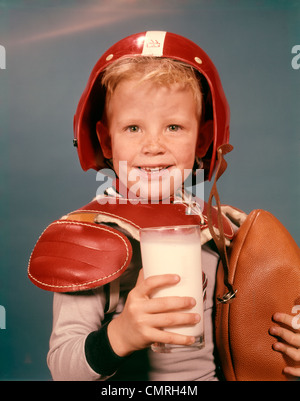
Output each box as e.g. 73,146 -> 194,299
28,197 -> 235,293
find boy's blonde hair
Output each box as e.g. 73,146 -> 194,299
101,56 -> 203,118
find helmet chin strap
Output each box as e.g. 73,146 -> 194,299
207,143 -> 237,303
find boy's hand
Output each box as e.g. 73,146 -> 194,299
107,269 -> 200,357
270,312 -> 300,378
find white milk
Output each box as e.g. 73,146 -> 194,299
140,227 -> 204,340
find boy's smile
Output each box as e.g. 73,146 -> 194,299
98,79 -> 202,199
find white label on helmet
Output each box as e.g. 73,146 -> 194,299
142,31 -> 167,57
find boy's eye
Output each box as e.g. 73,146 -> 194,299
168,124 -> 181,132
126,125 -> 140,133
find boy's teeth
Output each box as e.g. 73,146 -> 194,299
141,167 -> 166,172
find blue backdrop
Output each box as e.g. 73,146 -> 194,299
0,0 -> 299,380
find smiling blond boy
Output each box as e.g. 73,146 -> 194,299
28,31 -> 300,380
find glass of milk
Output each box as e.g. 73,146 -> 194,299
140,225 -> 205,353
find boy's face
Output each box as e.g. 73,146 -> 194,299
98,79 -> 204,199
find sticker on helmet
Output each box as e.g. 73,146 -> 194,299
141,31 -> 167,57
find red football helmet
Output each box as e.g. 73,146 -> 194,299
73,31 -> 230,181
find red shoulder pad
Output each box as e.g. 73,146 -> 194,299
28,219 -> 132,292
78,198 -> 235,241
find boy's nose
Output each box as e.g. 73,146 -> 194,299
141,133 -> 166,155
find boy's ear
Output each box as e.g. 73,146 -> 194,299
196,120 -> 214,158
96,121 -> 112,159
